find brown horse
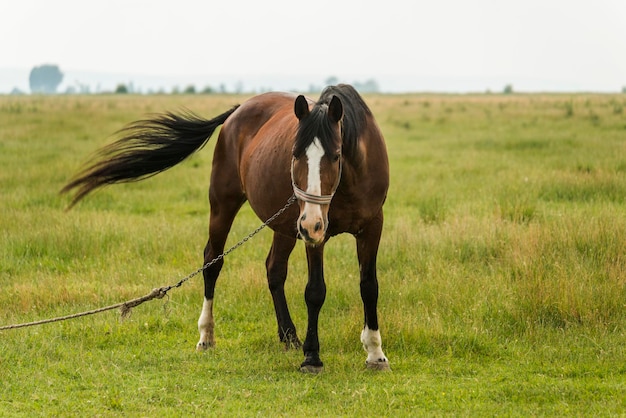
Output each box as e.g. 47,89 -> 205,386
62,84 -> 390,372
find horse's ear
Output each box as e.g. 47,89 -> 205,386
328,95 -> 343,124
294,95 -> 310,120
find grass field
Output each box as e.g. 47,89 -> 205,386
1,92 -> 625,416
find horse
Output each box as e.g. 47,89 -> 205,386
62,84 -> 390,373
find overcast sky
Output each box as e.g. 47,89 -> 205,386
3,0 -> 626,92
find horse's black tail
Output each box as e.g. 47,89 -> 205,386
61,105 -> 240,208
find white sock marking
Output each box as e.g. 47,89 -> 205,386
360,326 -> 388,364
197,298 -> 214,350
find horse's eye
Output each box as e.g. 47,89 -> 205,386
333,154 -> 340,162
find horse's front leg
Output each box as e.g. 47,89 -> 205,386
300,244 -> 326,373
356,212 -> 390,370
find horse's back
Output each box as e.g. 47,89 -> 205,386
213,92 -> 297,174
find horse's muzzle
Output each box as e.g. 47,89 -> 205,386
298,213 -> 326,245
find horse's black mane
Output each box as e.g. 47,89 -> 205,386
293,84 -> 371,159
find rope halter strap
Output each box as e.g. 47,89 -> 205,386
291,156 -> 342,205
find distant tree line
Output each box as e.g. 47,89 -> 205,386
18,65 -> 626,95
307,77 -> 380,93
114,83 -> 219,95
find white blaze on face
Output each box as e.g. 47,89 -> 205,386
305,137 -> 324,195
299,137 -> 326,243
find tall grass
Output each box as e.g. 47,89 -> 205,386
1,93 -> 625,415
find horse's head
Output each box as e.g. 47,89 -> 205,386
291,94 -> 343,246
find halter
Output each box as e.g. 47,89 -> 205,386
291,156 -> 342,205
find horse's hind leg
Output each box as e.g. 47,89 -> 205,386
196,191 -> 245,351
266,233 -> 300,348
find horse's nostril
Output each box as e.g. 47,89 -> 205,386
299,224 -> 310,239
314,221 -> 322,232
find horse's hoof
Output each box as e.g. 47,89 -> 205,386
300,364 -> 324,374
301,353 -> 323,373
281,334 -> 302,350
366,360 -> 391,371
196,341 -> 211,352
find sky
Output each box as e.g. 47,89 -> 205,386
2,0 -> 626,93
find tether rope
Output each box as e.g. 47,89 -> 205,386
0,195 -> 297,331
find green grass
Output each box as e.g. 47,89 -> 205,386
1,93 -> 626,416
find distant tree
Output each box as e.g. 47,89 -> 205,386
76,82 -> 91,94
201,85 -> 214,94
622,86 -> 626,94
503,84 -> 514,94
115,83 -> 129,94
353,79 -> 380,93
325,76 -> 339,86
65,81 -> 91,95
29,64 -> 63,94
308,84 -> 321,93
184,85 -> 196,94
